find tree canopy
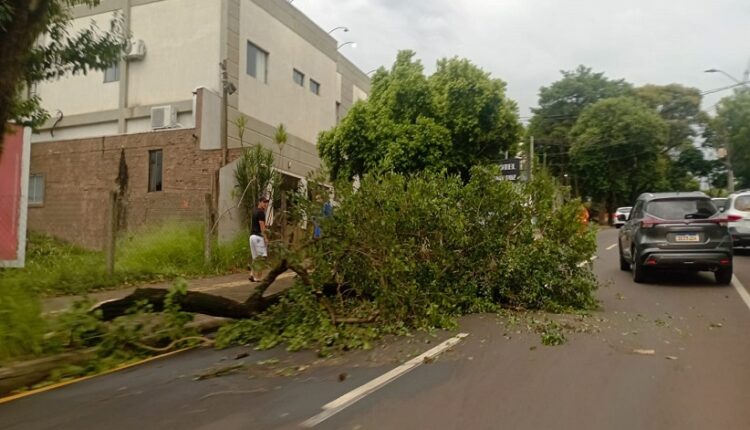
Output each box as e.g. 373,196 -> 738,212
569,97 -> 669,211
528,65 -> 633,178
318,50 -> 522,180
0,0 -> 126,151
708,90 -> 750,189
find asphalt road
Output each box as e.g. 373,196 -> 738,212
2,228 -> 750,430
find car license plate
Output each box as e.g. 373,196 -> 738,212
675,233 -> 700,243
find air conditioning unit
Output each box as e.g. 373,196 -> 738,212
124,39 -> 146,61
150,105 -> 177,130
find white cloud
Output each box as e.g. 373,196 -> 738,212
294,0 -> 750,117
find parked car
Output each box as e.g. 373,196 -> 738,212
613,206 -> 632,228
721,189 -> 750,249
618,192 -> 733,284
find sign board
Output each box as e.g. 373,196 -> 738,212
499,158 -> 522,181
0,125 -> 31,267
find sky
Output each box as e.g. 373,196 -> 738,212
293,0 -> 750,121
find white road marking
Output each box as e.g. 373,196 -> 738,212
606,244 -> 617,251
578,255 -> 598,268
732,275 -> 750,312
300,333 -> 469,428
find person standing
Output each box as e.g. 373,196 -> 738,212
249,196 -> 269,282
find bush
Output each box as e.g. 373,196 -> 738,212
0,285 -> 46,363
218,167 -> 598,353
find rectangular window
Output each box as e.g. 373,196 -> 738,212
293,69 -> 305,87
104,63 -> 120,83
310,79 -> 320,95
335,102 -> 341,124
148,150 -> 163,192
246,41 -> 268,83
28,174 -> 44,205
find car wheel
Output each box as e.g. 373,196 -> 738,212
619,243 -> 629,271
631,248 -> 647,283
715,267 -> 733,286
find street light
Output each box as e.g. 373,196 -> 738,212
328,26 -> 349,35
337,41 -> 357,50
704,68 -> 746,86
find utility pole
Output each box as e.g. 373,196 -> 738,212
528,136 -> 534,181
220,60 -> 228,167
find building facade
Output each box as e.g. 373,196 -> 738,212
28,0 -> 370,248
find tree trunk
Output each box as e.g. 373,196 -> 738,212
96,259 -> 301,321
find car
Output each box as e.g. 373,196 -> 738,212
721,189 -> 750,249
618,192 -> 733,285
712,197 -> 728,210
613,206 -> 632,228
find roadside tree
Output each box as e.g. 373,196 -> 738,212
570,97 -> 669,214
0,0 -> 126,151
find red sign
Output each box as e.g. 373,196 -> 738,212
0,125 -> 29,266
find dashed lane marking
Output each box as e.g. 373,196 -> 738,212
300,333 -> 469,427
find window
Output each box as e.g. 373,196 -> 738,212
735,196 -> 750,212
645,198 -> 717,220
247,41 -> 268,83
335,102 -> 341,124
293,69 -> 305,87
28,174 -> 44,205
104,63 -> 120,83
148,150 -> 163,192
310,79 -> 320,95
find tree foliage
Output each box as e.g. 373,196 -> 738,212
217,169 -> 598,353
707,90 -> 750,189
234,145 -> 280,222
529,65 -> 633,178
0,0 -> 126,150
318,50 -> 521,181
570,97 -> 669,211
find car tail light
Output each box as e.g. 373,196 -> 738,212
646,258 -> 658,266
720,258 -> 731,266
710,214 -> 742,227
640,217 -> 664,229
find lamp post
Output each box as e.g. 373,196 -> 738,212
704,68 -> 747,86
337,41 -> 357,50
328,26 -> 349,35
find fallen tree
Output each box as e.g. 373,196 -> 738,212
94,167 -> 599,354
95,259 -> 309,321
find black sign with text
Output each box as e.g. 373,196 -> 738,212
499,158 -> 521,181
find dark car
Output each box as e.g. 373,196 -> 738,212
618,192 -> 733,285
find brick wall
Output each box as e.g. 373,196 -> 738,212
28,129 -> 238,250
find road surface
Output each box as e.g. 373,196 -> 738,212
2,228 -> 750,430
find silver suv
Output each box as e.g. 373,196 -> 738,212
720,190 -> 750,249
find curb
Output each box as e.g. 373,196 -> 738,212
0,315 -> 232,399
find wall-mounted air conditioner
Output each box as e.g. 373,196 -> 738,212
150,105 -> 177,130
124,39 -> 146,61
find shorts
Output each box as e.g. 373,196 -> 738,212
249,235 -> 267,259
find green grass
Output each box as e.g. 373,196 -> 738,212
0,284 -> 47,363
0,223 -> 249,297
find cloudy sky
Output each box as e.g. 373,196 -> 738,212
294,0 -> 750,121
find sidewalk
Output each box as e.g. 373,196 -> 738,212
42,271 -> 299,315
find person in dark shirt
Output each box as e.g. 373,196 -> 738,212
249,196 -> 269,282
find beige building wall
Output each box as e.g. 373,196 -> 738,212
35,11 -> 120,117
128,0 -> 222,108
238,0 -> 338,145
